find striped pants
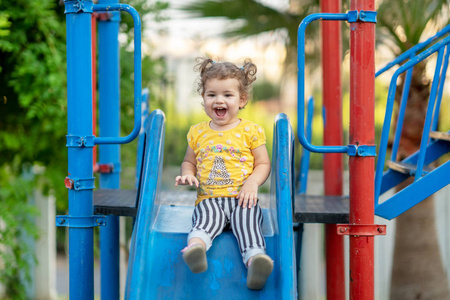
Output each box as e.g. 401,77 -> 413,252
187,197 -> 266,265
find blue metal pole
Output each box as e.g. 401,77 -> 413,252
97,1 -> 121,299
390,66 -> 413,161
432,45 -> 450,131
298,96 -> 314,194
64,1 -> 95,299
415,48 -> 445,180
136,88 -> 150,186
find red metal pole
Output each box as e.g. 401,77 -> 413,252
349,1 -> 376,299
321,1 -> 345,299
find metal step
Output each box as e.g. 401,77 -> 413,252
94,189 -> 138,217
294,194 -> 349,223
386,160 -> 433,176
430,131 -> 450,141
376,160 -> 450,220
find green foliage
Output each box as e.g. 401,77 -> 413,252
0,0 -> 169,296
253,80 -> 280,101
0,166 -> 39,300
0,1 -> 66,297
181,0 -> 324,68
0,0 -> 68,207
377,0 -> 449,54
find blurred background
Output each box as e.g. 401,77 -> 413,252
1,0 -> 449,299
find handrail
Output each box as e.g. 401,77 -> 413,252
375,35 -> 450,203
415,48 -> 445,180
376,25 -> 450,162
136,88 -> 150,187
297,12 -> 352,154
389,67 -> 413,161
93,4 -> 142,145
432,45 -> 450,131
375,24 -> 450,77
298,96 -> 314,194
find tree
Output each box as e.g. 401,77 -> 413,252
0,1 -> 66,298
377,0 -> 450,299
0,0 -> 168,298
182,0 -> 322,74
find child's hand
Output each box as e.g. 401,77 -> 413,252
237,180 -> 258,208
175,174 -> 199,188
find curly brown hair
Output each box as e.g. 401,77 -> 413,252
194,57 -> 257,108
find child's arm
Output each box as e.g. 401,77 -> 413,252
237,144 -> 271,208
175,146 -> 199,187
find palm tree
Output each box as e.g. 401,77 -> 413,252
377,1 -> 449,299
182,1 -> 450,299
181,0 -> 320,73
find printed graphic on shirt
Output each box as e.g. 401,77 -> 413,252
205,156 -> 234,186
187,120 -> 266,204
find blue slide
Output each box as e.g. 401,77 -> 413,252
125,110 -> 297,299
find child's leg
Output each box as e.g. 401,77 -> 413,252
183,198 -> 226,273
231,201 -> 266,265
231,202 -> 273,289
186,237 -> 206,249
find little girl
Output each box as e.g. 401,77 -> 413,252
174,58 -> 273,290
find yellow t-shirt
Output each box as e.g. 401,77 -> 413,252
187,119 -> 266,205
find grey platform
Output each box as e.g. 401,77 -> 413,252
94,189 -> 138,217
293,194 -> 349,223
94,189 -> 349,224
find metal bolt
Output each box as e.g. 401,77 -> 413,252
59,218 -> 65,225
377,227 -> 384,233
339,227 -> 348,233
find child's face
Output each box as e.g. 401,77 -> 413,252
203,78 -> 246,130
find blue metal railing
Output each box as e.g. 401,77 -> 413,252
136,88 -> 150,186
414,47 -> 445,180
375,25 -> 450,164
93,3 -> 142,145
297,11 -> 378,157
97,1 -> 121,298
297,12 -> 351,154
374,35 -> 450,204
298,96 -> 314,194
375,24 -> 450,77
433,45 -> 450,131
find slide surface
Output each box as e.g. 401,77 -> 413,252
125,111 -> 297,299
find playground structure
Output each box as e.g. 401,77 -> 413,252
58,0 -> 450,299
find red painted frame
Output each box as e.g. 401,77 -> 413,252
321,1 -> 346,299
349,1 -> 376,299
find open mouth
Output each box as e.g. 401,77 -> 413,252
214,108 -> 227,118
